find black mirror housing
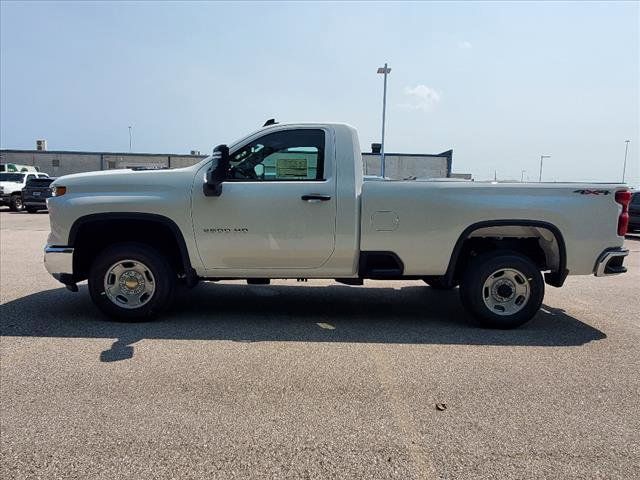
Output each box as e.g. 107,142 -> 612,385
203,144 -> 230,197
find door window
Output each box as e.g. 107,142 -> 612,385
228,129 -> 325,181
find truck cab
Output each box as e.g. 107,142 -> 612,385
191,124 -> 362,277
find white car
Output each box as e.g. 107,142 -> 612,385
0,171 -> 49,211
44,122 -> 631,328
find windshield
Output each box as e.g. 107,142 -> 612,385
0,173 -> 25,182
26,178 -> 54,187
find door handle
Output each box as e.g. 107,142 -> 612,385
301,194 -> 332,202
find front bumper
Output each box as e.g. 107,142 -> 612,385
0,194 -> 10,205
44,245 -> 74,283
594,248 -> 629,277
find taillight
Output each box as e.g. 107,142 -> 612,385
615,190 -> 632,236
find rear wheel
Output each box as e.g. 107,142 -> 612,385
88,242 -> 176,321
459,251 -> 544,329
9,194 -> 22,211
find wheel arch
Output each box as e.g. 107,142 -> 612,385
443,220 -> 568,288
68,212 -> 196,284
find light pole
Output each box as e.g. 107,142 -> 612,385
623,140 -> 630,183
539,155 -> 551,182
128,126 -> 132,152
521,170 -> 526,182
377,63 -> 391,178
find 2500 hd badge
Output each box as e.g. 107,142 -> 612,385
203,227 -> 249,233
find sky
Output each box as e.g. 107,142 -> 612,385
1,1 -> 638,184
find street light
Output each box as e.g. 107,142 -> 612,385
623,140 -> 630,183
128,126 -> 133,152
377,63 -> 391,178
539,155 -> 551,182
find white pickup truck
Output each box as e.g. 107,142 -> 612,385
44,122 -> 632,328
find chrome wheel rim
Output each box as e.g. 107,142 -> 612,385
482,268 -> 530,316
103,259 -> 156,309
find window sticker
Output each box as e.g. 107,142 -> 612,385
276,158 -> 308,179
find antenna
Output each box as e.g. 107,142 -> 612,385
263,118 -> 277,127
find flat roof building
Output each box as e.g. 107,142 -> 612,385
1,146 -> 469,180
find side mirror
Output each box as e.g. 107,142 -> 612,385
203,144 -> 230,197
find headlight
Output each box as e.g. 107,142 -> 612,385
51,186 -> 67,197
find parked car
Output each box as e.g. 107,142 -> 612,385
22,177 -> 56,213
44,122 -> 631,328
629,191 -> 640,233
0,172 -> 49,211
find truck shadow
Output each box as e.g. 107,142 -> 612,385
1,283 -> 606,362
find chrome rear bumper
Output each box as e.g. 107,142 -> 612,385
594,249 -> 629,277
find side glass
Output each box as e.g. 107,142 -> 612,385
228,129 -> 325,181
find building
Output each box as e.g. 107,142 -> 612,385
0,149 -> 208,178
363,150 -> 452,179
1,145 -> 465,180
450,173 -> 473,180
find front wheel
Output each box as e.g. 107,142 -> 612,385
88,243 -> 176,321
459,251 -> 544,329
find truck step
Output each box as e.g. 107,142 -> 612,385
335,278 -> 363,286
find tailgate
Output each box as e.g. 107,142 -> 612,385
23,185 -> 52,200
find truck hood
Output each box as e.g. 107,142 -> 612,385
52,168 -> 169,184
51,166 -> 201,193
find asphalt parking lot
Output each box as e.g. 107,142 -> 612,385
1,210 -> 639,480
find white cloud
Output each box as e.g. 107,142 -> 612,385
458,40 -> 472,49
399,85 -> 441,111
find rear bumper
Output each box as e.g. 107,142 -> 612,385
23,200 -> 47,208
44,245 -> 74,281
594,248 -> 629,277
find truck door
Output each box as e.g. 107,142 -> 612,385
192,128 -> 337,270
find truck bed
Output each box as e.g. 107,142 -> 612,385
360,180 -> 625,276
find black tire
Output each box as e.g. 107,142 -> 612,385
423,278 -> 456,290
88,242 -> 176,321
26,207 -> 38,213
9,194 -> 23,211
459,251 -> 544,329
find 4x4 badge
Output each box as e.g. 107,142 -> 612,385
573,189 -> 610,195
